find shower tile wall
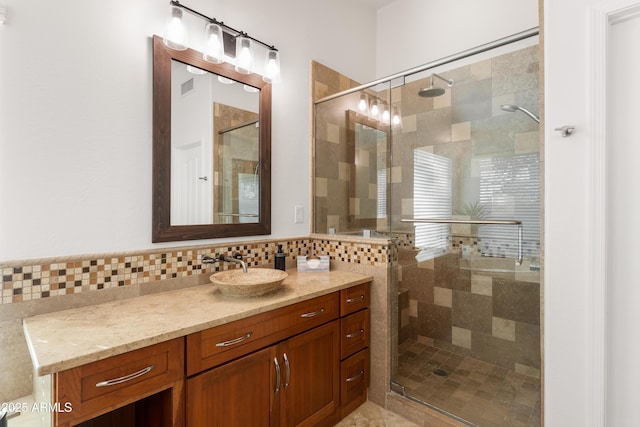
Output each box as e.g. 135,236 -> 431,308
394,45 -> 541,378
399,251 -> 541,377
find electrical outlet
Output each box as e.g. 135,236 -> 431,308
294,205 -> 304,223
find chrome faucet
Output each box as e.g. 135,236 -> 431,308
202,253 -> 247,273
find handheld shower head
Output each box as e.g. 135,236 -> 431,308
418,73 -> 454,98
500,104 -> 540,124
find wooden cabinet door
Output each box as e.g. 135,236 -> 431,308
186,346 -> 277,427
279,321 -> 340,427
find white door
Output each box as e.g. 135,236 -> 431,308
545,1 -> 640,425
171,141 -> 212,225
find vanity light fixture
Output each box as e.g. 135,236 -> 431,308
263,49 -> 281,83
163,1 -> 280,82
163,4 -> 188,50
203,22 -> 224,64
235,35 -> 254,74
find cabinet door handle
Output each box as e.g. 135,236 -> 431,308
95,364 -> 155,387
300,308 -> 325,318
346,370 -> 365,383
215,332 -> 253,347
283,353 -> 290,389
274,357 -> 281,394
346,329 -> 365,339
346,295 -> 364,304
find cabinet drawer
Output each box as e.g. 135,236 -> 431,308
55,338 -> 184,425
340,283 -> 370,316
340,348 -> 370,419
340,308 -> 369,360
187,292 -> 339,375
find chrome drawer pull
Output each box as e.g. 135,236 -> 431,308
274,357 -> 281,394
283,353 -> 290,389
346,295 -> 364,304
216,332 -> 253,347
346,370 -> 364,383
95,364 -> 155,387
346,329 -> 364,339
300,308 -> 325,318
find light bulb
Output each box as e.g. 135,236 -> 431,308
218,76 -> 235,85
235,36 -> 254,74
163,5 -> 188,51
370,100 -> 379,117
203,23 -> 224,64
358,95 -> 368,113
263,49 -> 281,83
392,108 -> 401,126
382,105 -> 390,123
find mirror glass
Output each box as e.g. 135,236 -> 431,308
153,35 -> 272,242
313,107 -> 389,236
170,60 -> 260,226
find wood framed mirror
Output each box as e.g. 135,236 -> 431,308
152,35 -> 271,242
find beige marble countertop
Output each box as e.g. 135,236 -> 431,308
23,269 -> 372,376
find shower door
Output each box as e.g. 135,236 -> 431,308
389,44 -> 542,426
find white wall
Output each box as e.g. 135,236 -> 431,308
375,0 -> 539,77
0,0 -> 377,260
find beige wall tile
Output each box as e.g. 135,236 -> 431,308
327,122 -> 340,143
315,177 -> 327,197
471,274 -> 493,296
492,316 -> 516,341
433,89 -> 451,109
452,326 -> 472,349
471,59 -> 492,80
402,114 -> 417,132
434,287 -> 452,307
451,121 -> 471,142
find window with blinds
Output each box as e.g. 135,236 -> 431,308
478,153 -> 540,259
377,168 -> 387,218
413,150 -> 452,260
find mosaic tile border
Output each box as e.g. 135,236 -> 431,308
1,236 -> 391,305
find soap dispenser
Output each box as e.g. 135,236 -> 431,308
275,244 -> 286,271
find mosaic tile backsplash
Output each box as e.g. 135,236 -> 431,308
1,237 -> 391,305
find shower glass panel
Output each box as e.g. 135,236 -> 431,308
313,85 -> 392,237
313,36 -> 541,426
390,42 -> 541,427
217,120 -> 260,224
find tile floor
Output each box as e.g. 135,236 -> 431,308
394,339 -> 541,427
336,400 -> 419,427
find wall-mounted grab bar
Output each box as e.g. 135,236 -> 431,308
401,218 -> 523,266
218,213 -> 259,218
401,218 -> 521,225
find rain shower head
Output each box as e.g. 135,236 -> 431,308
418,73 -> 454,98
500,104 -> 540,124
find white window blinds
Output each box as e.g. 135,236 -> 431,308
478,153 -> 540,259
413,150 -> 452,260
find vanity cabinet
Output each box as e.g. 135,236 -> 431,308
186,294 -> 341,427
47,281 -> 370,427
186,283 -> 370,427
338,284 -> 370,418
54,338 -> 184,427
186,321 -> 339,427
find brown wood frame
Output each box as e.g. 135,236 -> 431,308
152,35 -> 271,242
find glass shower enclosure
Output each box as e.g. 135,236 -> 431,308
314,31 -> 541,426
